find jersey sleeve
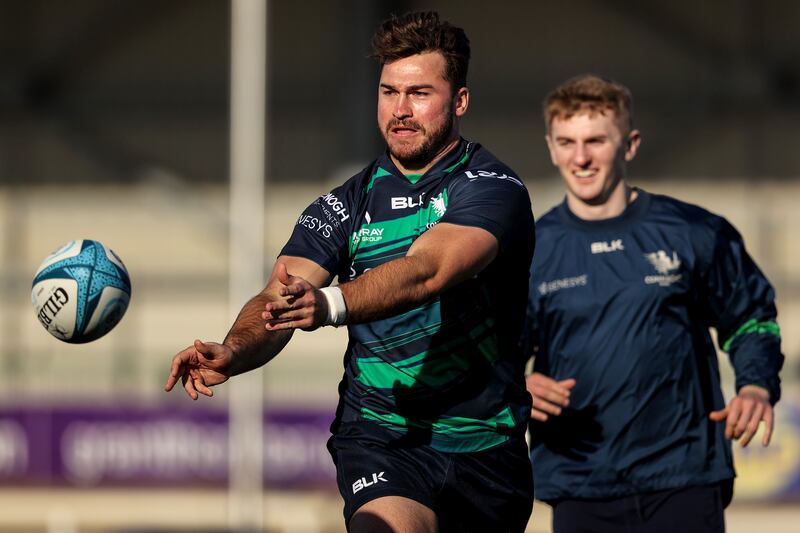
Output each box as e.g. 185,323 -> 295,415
521,269 -> 541,360
442,170 -> 533,251
697,217 -> 784,403
279,185 -> 353,275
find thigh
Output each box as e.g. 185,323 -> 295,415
328,423 -> 445,527
350,495 -> 437,533
551,497 -> 636,533
637,483 -> 727,533
438,437 -> 534,533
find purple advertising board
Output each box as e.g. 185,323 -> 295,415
0,404 -> 336,488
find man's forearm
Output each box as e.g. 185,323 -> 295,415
223,292 -> 293,375
340,254 -> 438,323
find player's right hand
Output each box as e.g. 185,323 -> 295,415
164,339 -> 233,400
526,372 -> 576,422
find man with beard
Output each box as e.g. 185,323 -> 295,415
165,11 -> 535,533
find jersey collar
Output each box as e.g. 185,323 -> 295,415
376,138 -> 475,185
558,188 -> 651,231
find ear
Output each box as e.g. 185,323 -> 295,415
624,129 -> 641,161
454,87 -> 469,117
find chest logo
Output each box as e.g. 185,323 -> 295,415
644,250 -> 682,286
591,239 -> 624,254
430,193 -> 446,218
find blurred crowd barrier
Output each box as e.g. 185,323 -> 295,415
0,179 -> 798,503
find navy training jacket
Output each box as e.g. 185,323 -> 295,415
525,189 -> 784,501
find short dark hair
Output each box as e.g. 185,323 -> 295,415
544,74 -> 635,134
371,11 -> 470,91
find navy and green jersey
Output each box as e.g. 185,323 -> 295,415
281,138 -> 535,453
525,189 -> 784,500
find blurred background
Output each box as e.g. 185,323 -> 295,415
0,0 -> 798,531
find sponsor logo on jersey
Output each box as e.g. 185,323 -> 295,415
352,472 -> 388,494
591,239 -> 624,254
351,226 -> 385,244
538,274 -> 588,295
297,214 -> 332,238
464,170 -> 523,187
391,193 -> 426,210
430,193 -> 446,218
319,193 -> 350,223
644,250 -> 682,286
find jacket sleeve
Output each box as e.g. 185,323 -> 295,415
698,217 -> 784,404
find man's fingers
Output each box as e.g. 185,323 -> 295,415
725,401 -> 742,440
531,409 -> 549,422
182,373 -> 199,401
739,402 -> 765,447
709,408 -> 728,422
762,407 -> 774,446
532,397 -> 563,416
734,401 -> 755,439
558,378 -> 577,389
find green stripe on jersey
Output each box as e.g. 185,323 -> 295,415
349,189 -> 449,259
722,319 -> 781,352
355,316 -> 496,388
364,166 -> 392,193
361,406 -> 516,453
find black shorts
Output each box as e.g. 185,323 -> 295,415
549,479 -> 734,533
327,422 -> 533,533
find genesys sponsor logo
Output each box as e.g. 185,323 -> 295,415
644,250 -> 682,286
352,471 -> 388,494
538,274 -> 588,295
297,215 -> 332,238
318,193 -> 350,223
464,170 -> 523,187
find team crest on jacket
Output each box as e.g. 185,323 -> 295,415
644,250 -> 682,286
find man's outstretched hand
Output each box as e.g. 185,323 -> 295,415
164,339 -> 233,400
709,384 -> 774,447
263,262 -> 329,332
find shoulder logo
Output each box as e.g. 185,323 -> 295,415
464,170 -> 523,187
591,239 -> 624,254
644,250 -> 682,286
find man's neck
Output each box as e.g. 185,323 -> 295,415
566,181 -> 636,221
390,135 -> 461,176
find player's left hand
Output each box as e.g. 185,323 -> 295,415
262,263 -> 329,332
709,385 -> 774,447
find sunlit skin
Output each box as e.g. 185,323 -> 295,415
531,109 -> 775,447
545,110 -> 640,220
377,51 -> 469,175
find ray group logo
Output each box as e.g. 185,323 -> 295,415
644,250 -> 682,286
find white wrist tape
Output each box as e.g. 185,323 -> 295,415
319,286 -> 348,327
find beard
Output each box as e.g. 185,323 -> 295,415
382,111 -> 455,170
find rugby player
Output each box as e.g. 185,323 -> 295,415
525,74 -> 784,533
166,12 -> 535,533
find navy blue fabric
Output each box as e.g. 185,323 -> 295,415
525,189 -> 783,500
550,480 -> 732,533
280,139 -> 536,452
328,422 -> 533,532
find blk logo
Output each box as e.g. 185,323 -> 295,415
352,471 -> 388,494
591,239 -> 624,254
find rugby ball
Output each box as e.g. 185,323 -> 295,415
31,240 -> 132,343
